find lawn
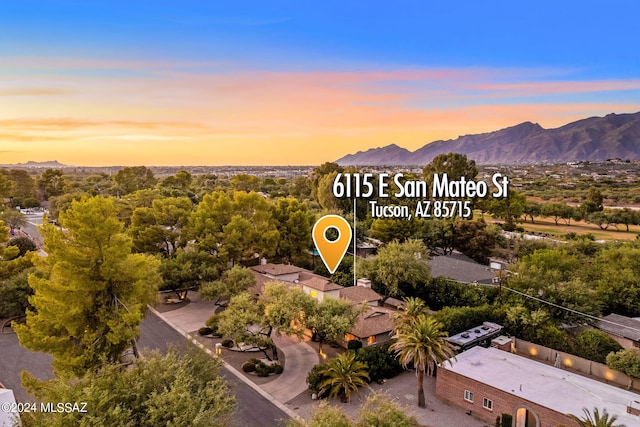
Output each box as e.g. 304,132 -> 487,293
485,216 -> 640,241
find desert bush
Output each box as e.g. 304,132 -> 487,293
242,361 -> 256,373
198,327 -> 213,336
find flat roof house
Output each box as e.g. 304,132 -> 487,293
446,322 -> 503,352
436,346 -> 640,427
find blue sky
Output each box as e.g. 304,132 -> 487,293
1,1 -> 639,165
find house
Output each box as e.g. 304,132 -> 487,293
250,263 -> 396,348
436,346 -> 640,427
0,388 -> 18,427
339,279 -> 382,306
297,272 -> 342,302
251,263 -> 303,283
593,313 -> 640,348
428,252 -> 496,285
345,306 -> 395,348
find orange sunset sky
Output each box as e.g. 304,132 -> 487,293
2,2 -> 640,166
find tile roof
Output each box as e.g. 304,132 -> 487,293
299,275 -> 343,292
250,263 -> 303,276
340,286 -> 382,304
350,307 -> 395,338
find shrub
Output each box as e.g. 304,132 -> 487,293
255,363 -> 270,377
248,358 -> 260,365
198,327 -> 213,336
8,237 -> 37,257
347,339 -> 363,350
205,314 -> 221,336
355,341 -> 403,382
221,339 -> 234,348
306,364 -> 330,397
242,361 -> 256,373
273,364 -> 284,374
572,329 -> 622,363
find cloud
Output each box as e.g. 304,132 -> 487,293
0,133 -> 65,142
468,79 -> 640,96
0,88 -> 73,96
0,118 -> 209,131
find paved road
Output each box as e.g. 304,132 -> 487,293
1,312 -> 289,427
138,312 -> 289,427
0,333 -> 53,402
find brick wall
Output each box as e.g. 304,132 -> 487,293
435,368 -> 579,427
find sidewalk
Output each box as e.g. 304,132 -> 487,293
148,294 -> 316,418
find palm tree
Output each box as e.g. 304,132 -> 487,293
569,407 -> 625,427
389,314 -> 455,408
319,351 -> 370,403
391,297 -> 428,332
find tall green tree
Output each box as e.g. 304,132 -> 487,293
113,166 -> 156,195
389,315 -> 456,408
306,297 -> 361,353
422,152 -> 478,185
581,187 -> 604,214
130,197 -> 192,255
15,197 -> 161,376
187,191 -> 279,265
199,265 -> 256,306
0,209 -> 27,230
37,169 -> 67,199
4,169 -> 38,207
391,297 -> 428,332
358,239 -> 430,301
20,348 -> 235,427
271,198 -> 313,264
217,283 -> 315,360
485,189 -> 526,230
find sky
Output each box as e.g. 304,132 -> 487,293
1,1 -> 639,166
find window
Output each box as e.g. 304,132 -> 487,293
463,390 -> 474,402
367,335 -> 377,345
482,398 -> 493,411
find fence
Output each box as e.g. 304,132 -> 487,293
512,338 -> 639,391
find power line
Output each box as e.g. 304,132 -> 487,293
500,284 -> 640,335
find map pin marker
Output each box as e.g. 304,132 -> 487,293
312,214 -> 352,274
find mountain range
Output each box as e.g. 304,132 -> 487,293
335,112 -> 640,166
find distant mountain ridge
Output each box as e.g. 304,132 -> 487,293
335,112 -> 640,165
0,160 -> 68,168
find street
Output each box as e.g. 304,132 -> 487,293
1,311 -> 289,427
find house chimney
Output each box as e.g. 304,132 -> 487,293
357,278 -> 371,288
260,257 -> 267,265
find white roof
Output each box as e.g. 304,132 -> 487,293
0,389 -> 17,427
444,347 -> 640,425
